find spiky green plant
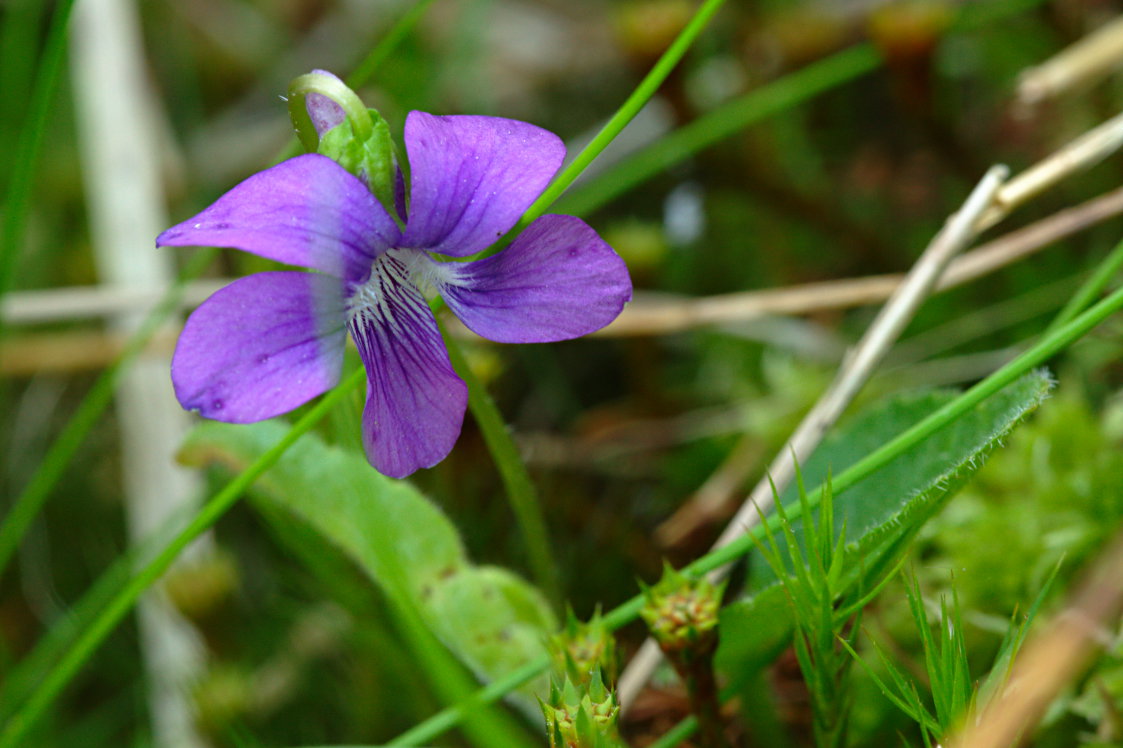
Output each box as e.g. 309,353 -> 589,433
640,563 -> 728,747
547,607 -> 619,688
540,670 -> 622,748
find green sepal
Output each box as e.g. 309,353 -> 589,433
318,108 -> 399,223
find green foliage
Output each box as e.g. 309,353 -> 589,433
178,420 -> 557,709
718,371 -> 1052,676
752,472 -> 882,748
921,384 -> 1123,617
848,565 -> 1058,747
540,671 -> 622,748
547,608 -> 620,687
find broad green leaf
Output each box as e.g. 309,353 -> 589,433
717,371 -> 1053,674
178,421 -> 557,707
426,567 -> 558,690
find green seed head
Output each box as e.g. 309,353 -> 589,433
639,562 -> 725,657
541,671 -> 622,748
548,606 -> 619,686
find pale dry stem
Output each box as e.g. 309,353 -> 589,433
1017,16 -> 1123,105
597,184 -> 1123,338
617,165 -> 1009,712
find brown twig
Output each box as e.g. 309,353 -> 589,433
597,184 -> 1123,337
5,185 -> 1123,376
1018,16 -> 1123,105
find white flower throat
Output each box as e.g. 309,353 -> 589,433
345,248 -> 460,329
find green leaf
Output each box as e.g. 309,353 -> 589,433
178,421 -> 557,708
717,371 -> 1053,674
426,566 -> 558,693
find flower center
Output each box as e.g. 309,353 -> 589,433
346,249 -> 421,326
345,248 -> 470,334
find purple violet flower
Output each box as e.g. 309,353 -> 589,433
159,112 -> 632,478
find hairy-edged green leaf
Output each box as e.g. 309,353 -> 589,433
178,421 -> 557,706
426,567 -> 557,690
717,371 -> 1053,674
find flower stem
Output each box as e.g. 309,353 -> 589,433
440,325 -> 563,610
0,366 -> 366,748
684,655 -> 728,748
387,278 -> 1123,746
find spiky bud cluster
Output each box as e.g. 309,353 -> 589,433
540,671 -> 621,748
547,607 -> 619,687
640,563 -> 725,665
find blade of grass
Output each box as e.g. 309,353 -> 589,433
515,0 -> 728,230
0,0 -> 77,310
1044,236 -> 1123,334
0,0 -> 40,174
345,0 -> 440,91
0,248 -> 216,580
555,0 -> 1051,220
0,366 -> 365,748
555,43 -> 881,219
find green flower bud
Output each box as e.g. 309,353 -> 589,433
540,671 -> 622,748
316,111 -> 398,222
287,71 -> 400,223
640,562 -> 725,664
548,607 -> 619,687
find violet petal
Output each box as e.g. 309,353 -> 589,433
172,271 -> 347,422
348,254 -> 468,477
436,215 -> 632,343
400,112 -> 565,257
157,154 -> 398,283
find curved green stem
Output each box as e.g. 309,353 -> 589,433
0,367 -> 366,748
442,327 -> 563,609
